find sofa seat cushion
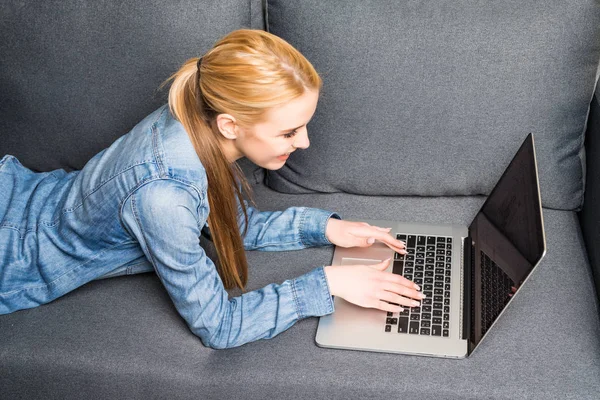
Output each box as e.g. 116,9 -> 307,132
264,0 -> 600,211
1,182 -> 599,399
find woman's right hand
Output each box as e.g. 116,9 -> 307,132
323,258 -> 425,313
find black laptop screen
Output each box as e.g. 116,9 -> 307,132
467,133 -> 546,348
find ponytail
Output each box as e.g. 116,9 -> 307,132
164,57 -> 251,290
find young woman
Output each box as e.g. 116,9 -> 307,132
0,29 -> 424,349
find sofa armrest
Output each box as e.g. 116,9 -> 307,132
580,83 -> 600,301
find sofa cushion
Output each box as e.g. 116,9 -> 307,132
0,0 -> 264,172
1,181 -> 599,399
264,0 -> 600,211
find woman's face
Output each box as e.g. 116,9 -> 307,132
216,89 -> 319,170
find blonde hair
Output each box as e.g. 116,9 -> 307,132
162,29 -> 323,290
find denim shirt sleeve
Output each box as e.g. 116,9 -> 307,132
236,199 -> 342,251
121,179 -> 335,349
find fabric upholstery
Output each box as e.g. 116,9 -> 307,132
581,84 -> 600,299
0,0 -> 264,172
264,0 -> 600,211
1,181 -> 599,399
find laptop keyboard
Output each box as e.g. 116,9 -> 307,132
480,250 -> 515,336
384,234 -> 453,337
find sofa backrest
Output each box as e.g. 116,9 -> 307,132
264,0 -> 600,211
0,0 -> 264,172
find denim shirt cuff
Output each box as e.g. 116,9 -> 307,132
291,266 -> 335,319
298,208 -> 341,247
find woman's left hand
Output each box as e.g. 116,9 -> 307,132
325,219 -> 406,254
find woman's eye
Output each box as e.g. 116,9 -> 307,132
283,130 -> 297,139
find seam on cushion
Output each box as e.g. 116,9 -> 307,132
264,0 -> 270,32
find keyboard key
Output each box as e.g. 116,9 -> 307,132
443,321 -> 449,329
421,313 -> 431,320
421,320 -> 431,328
433,310 -> 442,317
392,260 -> 404,275
443,329 -> 449,337
433,317 -> 442,324
385,325 -> 392,332
420,328 -> 431,335
398,317 -> 409,333
397,234 -> 407,241
409,321 -> 419,334
387,312 -> 393,317
432,325 -> 442,336
427,236 -> 436,245
407,235 -> 416,248
410,314 -> 420,321
447,238 -> 452,243
417,236 -> 426,246
437,237 -> 446,243
386,318 -> 398,325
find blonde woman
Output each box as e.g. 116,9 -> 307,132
0,29 -> 424,349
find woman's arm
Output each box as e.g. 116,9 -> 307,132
236,198 -> 341,251
121,179 -> 334,349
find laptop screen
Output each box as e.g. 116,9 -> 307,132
467,133 -> 546,349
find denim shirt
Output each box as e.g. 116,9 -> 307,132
0,105 -> 339,349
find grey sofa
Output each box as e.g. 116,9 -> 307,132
1,1 -> 599,399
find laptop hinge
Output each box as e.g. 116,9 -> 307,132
462,236 -> 473,349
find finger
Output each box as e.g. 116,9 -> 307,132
377,301 -> 404,313
387,272 -> 421,291
382,281 -> 425,301
356,227 -> 406,251
374,226 -> 392,232
372,258 -> 392,271
378,290 -> 422,308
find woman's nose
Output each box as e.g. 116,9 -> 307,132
294,127 -> 310,149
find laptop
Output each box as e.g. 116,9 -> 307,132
315,133 -> 546,358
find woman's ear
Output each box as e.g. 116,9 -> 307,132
215,113 -> 239,140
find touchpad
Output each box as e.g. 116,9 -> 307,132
341,258 -> 382,266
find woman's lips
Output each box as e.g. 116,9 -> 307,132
277,154 -> 289,161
